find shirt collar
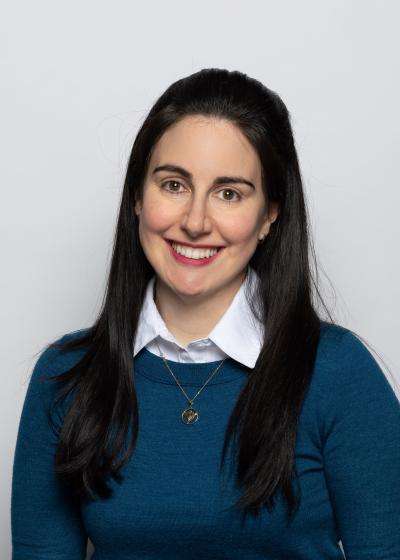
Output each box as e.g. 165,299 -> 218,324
134,267 -> 264,369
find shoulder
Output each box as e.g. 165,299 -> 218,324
317,320 -> 383,375
312,321 -> 399,412
24,328 -> 92,424
30,327 -> 91,385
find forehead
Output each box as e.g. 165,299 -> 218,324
148,115 -> 262,181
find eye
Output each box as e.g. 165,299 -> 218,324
161,180 -> 185,194
217,188 -> 242,203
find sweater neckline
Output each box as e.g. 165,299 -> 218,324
134,347 -> 249,387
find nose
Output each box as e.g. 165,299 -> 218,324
180,192 -> 213,239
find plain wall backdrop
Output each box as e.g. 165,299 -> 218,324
2,0 -> 399,556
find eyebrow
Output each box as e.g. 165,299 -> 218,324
152,164 -> 256,190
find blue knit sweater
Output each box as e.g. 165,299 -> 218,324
11,322 -> 400,559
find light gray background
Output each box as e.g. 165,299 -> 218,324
2,1 -> 399,557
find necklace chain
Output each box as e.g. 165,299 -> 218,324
155,339 -> 227,424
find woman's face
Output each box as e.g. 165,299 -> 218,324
135,115 -> 278,301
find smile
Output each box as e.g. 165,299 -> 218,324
165,239 -> 224,266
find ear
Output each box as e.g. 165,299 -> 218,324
134,198 -> 142,217
260,201 -> 279,237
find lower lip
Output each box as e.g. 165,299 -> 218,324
165,240 -> 224,266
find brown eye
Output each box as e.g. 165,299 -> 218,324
161,180 -> 184,193
218,188 -> 241,202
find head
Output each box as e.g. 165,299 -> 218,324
126,68 -> 301,309
134,114 -> 279,303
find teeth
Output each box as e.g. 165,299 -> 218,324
171,242 -> 219,259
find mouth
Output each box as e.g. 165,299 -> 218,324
164,239 -> 224,265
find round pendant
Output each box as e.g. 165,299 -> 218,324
182,407 -> 199,424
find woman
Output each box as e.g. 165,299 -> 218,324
12,68 -> 400,559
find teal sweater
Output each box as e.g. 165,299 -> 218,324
11,322 -> 400,559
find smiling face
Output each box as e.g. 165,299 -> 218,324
134,115 -> 279,303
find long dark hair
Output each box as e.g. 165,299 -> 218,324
40,68 -> 338,521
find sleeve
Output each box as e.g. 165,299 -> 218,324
321,330 -> 400,560
11,341 -> 88,560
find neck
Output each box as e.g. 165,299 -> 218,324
154,270 -> 248,348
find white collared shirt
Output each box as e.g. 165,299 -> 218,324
133,266 -> 264,369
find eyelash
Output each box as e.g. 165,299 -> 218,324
160,180 -> 242,203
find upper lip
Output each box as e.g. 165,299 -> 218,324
166,239 -> 225,249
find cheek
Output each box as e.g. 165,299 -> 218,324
220,215 -> 260,244
140,195 -> 178,233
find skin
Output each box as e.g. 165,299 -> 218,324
134,115 -> 279,347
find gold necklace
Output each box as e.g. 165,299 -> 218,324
155,340 -> 227,424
